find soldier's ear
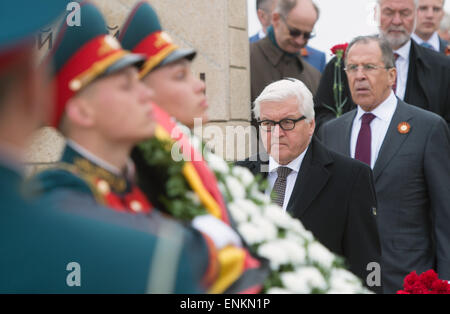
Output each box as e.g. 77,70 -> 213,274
65,95 -> 95,128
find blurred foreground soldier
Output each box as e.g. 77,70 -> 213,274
320,36 -> 450,293
22,1 -> 220,293
119,2 -> 270,294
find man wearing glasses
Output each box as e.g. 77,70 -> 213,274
237,78 -> 382,293
319,35 -> 450,293
250,0 -> 321,104
314,0 -> 450,132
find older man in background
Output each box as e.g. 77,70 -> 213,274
314,0 -> 450,131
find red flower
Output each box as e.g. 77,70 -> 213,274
330,43 -> 349,58
431,279 -> 450,294
398,270 -> 450,294
403,271 -> 419,290
419,269 -> 438,290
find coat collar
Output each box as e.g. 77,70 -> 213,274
257,35 -> 305,70
61,143 -> 129,194
285,137 -> 333,218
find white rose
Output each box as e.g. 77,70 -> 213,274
250,185 -> 271,205
280,271 -> 311,294
234,198 -> 262,219
232,166 -> 255,187
206,152 -> 230,174
252,216 -> 278,242
278,239 -> 306,265
257,242 -> 290,270
292,267 -> 328,292
227,201 -> 249,224
264,204 -> 294,229
328,269 -> 364,294
225,176 -> 246,200
308,242 -> 336,268
238,222 -> 265,245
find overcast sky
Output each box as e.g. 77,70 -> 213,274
247,0 -> 450,61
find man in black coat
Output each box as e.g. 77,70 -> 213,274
314,0 -> 450,132
236,78 -> 382,293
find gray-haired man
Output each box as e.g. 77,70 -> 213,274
237,78 -> 382,292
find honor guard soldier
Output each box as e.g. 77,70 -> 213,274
19,1 -> 220,293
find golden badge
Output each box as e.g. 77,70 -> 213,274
397,122 -> 411,134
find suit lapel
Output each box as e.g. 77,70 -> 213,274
287,138 -> 331,218
341,111 -> 356,157
372,100 -> 413,182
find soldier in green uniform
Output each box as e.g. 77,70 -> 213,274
1,1 -> 213,293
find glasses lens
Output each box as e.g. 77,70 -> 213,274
280,119 -> 295,130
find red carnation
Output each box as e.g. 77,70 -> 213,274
403,271 -> 419,290
330,43 -> 349,58
419,269 -> 438,289
431,279 -> 450,294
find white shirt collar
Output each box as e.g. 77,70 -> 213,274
67,139 -> 122,176
394,39 -> 411,61
258,28 -> 267,40
411,32 -> 440,51
355,91 -> 397,122
268,145 -> 309,174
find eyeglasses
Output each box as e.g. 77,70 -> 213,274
258,116 -> 306,131
279,15 -> 315,40
344,64 -> 392,74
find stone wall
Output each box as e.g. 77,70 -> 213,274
27,0 -> 252,170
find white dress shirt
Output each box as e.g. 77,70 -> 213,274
266,146 -> 309,211
350,91 -> 398,169
393,40 -> 411,101
411,31 -> 441,52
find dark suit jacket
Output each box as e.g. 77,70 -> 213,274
319,99 -> 450,294
236,137 -> 382,292
314,39 -> 450,132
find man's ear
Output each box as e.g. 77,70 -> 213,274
388,67 -> 397,89
65,94 -> 95,128
272,12 -> 281,27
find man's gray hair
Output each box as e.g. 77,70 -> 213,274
253,78 -> 315,122
345,35 -> 396,69
377,0 -> 418,7
257,0 -> 275,12
275,0 -> 320,19
440,12 -> 450,31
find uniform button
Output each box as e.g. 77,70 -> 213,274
130,200 -> 142,213
97,180 -> 110,195
371,207 -> 377,216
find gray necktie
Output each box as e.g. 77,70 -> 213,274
271,166 -> 292,208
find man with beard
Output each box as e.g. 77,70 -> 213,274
314,0 -> 450,131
